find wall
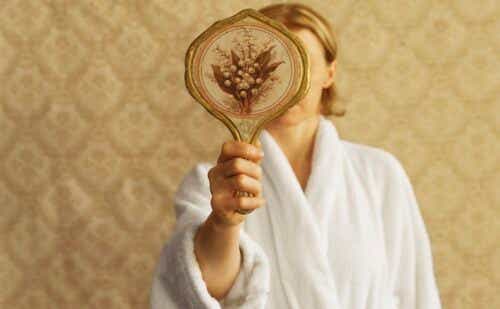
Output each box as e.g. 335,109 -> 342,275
0,0 -> 498,308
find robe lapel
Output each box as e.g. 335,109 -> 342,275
257,115 -> 344,309
304,116 -> 345,255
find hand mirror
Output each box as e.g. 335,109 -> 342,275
184,8 -> 310,213
185,8 -> 310,145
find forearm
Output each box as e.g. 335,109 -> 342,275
194,211 -> 242,300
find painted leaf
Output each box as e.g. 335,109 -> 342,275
262,45 -> 275,68
263,61 -> 284,75
255,45 -> 275,68
231,50 -> 240,67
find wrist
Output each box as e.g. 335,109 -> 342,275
207,211 -> 243,235
196,212 -> 241,262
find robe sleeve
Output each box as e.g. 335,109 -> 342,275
150,163 -> 271,309
380,154 -> 442,309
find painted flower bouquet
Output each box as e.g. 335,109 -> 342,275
210,31 -> 284,114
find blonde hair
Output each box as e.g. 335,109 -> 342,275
258,3 -> 345,116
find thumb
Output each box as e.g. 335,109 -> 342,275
254,139 -> 263,164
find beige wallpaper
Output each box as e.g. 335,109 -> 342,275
0,1 -> 498,308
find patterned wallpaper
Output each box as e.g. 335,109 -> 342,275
0,1 -> 498,308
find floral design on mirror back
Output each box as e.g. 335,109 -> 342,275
209,28 -> 284,114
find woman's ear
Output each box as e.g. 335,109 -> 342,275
322,60 -> 336,89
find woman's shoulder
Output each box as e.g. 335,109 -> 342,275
341,140 -> 406,179
340,139 -> 421,216
339,139 -> 414,208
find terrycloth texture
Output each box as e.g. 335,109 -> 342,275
150,162 -> 270,309
150,115 -> 442,309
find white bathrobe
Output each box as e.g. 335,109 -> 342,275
150,115 -> 442,309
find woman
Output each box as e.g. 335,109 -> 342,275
151,3 -> 442,309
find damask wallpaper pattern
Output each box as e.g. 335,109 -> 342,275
0,1 -> 498,308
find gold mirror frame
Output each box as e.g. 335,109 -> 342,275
185,8 -> 310,145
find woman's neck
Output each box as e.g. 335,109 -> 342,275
265,115 -> 320,189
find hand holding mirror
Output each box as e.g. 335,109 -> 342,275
185,8 -> 310,214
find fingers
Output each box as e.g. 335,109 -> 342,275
230,196 -> 266,211
210,193 -> 265,213
208,162 -> 263,196
226,174 -> 262,196
223,157 -> 262,180
209,140 -> 266,225
218,140 -> 264,164
254,140 -> 263,164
